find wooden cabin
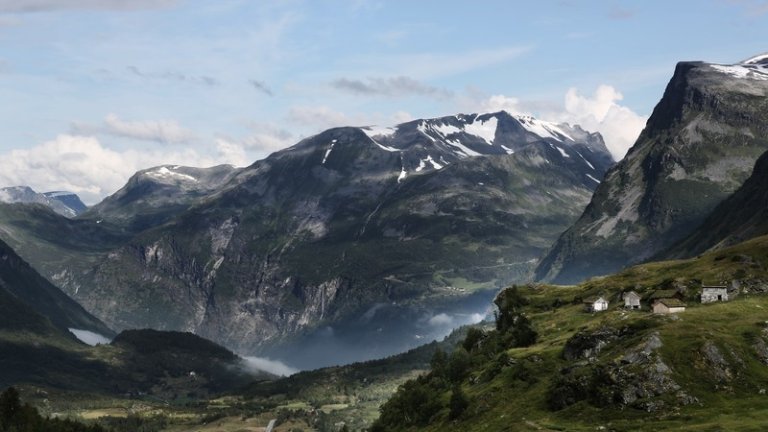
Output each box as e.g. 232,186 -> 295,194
583,296 -> 609,312
701,286 -> 728,303
622,291 -> 641,310
652,298 -> 686,314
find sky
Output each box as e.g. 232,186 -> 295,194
0,0 -> 766,203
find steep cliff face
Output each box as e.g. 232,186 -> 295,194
535,58 -> 768,284
0,112 -> 614,363
0,239 -> 112,336
662,148 -> 768,258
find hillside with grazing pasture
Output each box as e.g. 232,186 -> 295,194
372,234 -> 768,431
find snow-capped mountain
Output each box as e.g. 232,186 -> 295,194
82,164 -> 239,232
358,111 -> 612,184
1,110 -> 614,367
43,191 -> 88,216
535,54 -> 768,284
0,186 -> 86,217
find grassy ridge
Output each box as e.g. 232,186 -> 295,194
371,234 -> 768,431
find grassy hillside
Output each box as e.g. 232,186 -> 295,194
372,234 -> 768,431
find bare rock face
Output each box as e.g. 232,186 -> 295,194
699,341 -> 734,383
562,327 -> 622,361
536,57 -> 768,284
754,328 -> 768,365
549,332 -> 692,412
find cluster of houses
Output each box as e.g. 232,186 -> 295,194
583,285 -> 729,314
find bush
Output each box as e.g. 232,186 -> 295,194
448,385 -> 469,420
447,349 -> 471,383
462,327 -> 486,352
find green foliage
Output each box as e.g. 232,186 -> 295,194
98,415 -> 168,432
448,385 -> 469,420
0,387 -> 105,432
493,286 -> 538,348
462,328 -> 486,352
446,349 -> 471,384
373,376 -> 443,429
493,285 -> 528,333
507,313 -> 537,348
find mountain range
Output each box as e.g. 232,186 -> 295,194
0,186 -> 87,217
0,111 -> 613,367
3,51 -> 768,431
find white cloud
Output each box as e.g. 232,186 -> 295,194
479,94 -> 527,115
226,122 -> 296,154
0,0 -> 177,13
331,76 -> 452,99
287,106 -> 354,129
242,356 -> 298,377
0,134 -> 247,204
391,110 -> 413,124
351,46 -> 533,80
428,313 -> 453,326
555,85 -> 647,160
72,113 -> 195,144
287,105 -> 415,133
214,138 -> 251,167
104,114 -> 194,144
467,85 -> 647,160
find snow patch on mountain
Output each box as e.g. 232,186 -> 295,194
551,144 -> 570,158
433,122 -> 462,137
710,63 -> 768,80
415,155 -> 443,172
362,125 -> 397,139
417,121 -> 437,142
743,53 -> 768,65
446,139 -> 482,157
518,115 -> 573,141
322,139 -> 337,164
464,116 -> 498,144
147,166 -> 198,182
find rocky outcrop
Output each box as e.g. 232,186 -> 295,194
549,332 -> 693,412
562,327 -> 622,361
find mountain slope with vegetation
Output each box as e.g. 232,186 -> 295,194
373,233 -> 768,431
662,147 -> 768,259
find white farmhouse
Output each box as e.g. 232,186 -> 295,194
583,296 -> 609,312
701,286 -> 728,303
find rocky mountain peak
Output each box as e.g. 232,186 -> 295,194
535,55 -> 768,284
0,185 -> 86,217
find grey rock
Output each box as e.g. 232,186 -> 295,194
536,56 -> 768,284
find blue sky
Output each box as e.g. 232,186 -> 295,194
0,0 -> 766,202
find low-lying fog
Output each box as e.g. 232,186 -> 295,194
257,289 -> 497,373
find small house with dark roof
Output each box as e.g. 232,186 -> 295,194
649,289 -> 684,301
652,298 -> 686,314
583,296 -> 609,312
701,285 -> 728,303
622,291 -> 641,310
